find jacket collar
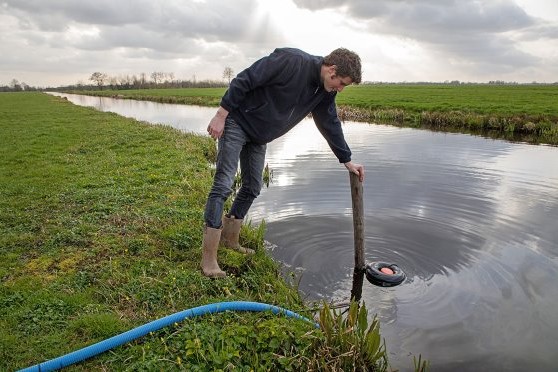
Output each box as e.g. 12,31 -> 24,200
310,56 -> 325,93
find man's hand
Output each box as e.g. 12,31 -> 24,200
207,107 -> 229,140
344,161 -> 365,182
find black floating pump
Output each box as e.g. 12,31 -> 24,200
365,262 -> 406,287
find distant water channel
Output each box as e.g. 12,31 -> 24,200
49,92 -> 558,371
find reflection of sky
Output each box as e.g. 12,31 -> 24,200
257,121 -> 558,263
475,145 -> 558,258
255,120 -> 558,371
48,92 -> 215,134
265,119 -> 334,187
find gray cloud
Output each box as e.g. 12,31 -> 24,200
346,0 -> 534,32
3,0 -> 155,31
520,22 -> 558,40
291,0 -> 344,10
2,0 -> 260,48
0,0 -> 279,85
0,0 -> 556,86
294,0 -> 551,70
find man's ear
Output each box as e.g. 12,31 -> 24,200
328,65 -> 337,75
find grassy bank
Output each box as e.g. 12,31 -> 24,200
68,84 -> 558,146
1,92 -> 396,371
337,84 -> 558,145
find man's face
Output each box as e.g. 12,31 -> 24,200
323,65 -> 353,93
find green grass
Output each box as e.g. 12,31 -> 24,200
0,92 -> 397,371
337,84 -> 557,116
71,84 -> 558,145
76,87 -> 225,106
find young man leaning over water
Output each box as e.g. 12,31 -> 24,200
201,47 -> 365,277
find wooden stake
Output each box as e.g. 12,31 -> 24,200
349,172 -> 365,301
349,172 -> 365,271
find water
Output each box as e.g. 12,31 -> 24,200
49,92 -> 215,134
50,92 -> 558,371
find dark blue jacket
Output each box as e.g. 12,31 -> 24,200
220,48 -> 352,163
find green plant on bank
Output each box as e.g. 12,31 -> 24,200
231,163 -> 274,198
308,301 -> 389,371
1,92 -> 429,371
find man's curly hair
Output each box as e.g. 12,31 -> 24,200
324,48 -> 362,84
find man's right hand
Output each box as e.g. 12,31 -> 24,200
344,161 -> 365,182
207,107 -> 229,140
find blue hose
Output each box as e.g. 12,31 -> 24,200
19,301 -> 318,372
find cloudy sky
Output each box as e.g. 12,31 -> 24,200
1,0 -> 557,87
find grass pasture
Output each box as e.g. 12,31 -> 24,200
337,84 -> 557,116
337,84 -> 558,145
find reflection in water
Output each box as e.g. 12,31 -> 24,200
350,269 -> 365,302
51,93 -> 558,371
251,121 -> 558,371
48,92 -> 214,134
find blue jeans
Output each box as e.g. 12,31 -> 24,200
204,117 -> 267,228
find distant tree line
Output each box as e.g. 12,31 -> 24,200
48,71 -> 229,92
362,80 -> 558,85
60,68 -> 236,92
0,78 -> 42,92
1,68 -> 233,92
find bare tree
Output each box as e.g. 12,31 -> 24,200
151,72 -> 167,85
118,75 -> 132,89
139,73 -> 147,87
10,79 -> 22,91
108,76 -> 118,89
223,67 -> 234,85
150,72 -> 160,84
89,72 -> 108,89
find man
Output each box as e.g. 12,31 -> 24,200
201,47 -> 365,277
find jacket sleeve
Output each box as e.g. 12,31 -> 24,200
312,94 -> 352,163
220,49 -> 300,113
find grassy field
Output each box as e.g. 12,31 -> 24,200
337,84 -> 557,115
82,87 -> 224,106
72,84 -> 558,145
1,92 -> 395,371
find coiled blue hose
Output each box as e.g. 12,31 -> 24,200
19,301 -> 318,372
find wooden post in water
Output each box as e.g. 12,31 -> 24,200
349,172 -> 365,301
350,172 -> 365,270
